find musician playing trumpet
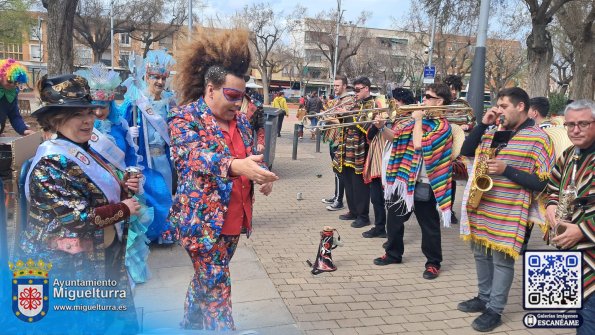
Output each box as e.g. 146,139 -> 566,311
458,87 -> 555,332
545,100 -> 595,335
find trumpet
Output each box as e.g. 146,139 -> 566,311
303,102 -> 474,131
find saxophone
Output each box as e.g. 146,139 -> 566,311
549,148 -> 580,246
466,147 -> 496,210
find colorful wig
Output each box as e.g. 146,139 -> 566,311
0,58 -> 28,84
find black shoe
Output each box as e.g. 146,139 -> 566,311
451,211 -> 459,225
422,265 -> 440,280
277,134 -> 281,137
321,197 -> 335,204
457,296 -> 487,313
326,201 -> 344,211
362,227 -> 386,238
373,254 -> 402,266
351,220 -> 371,228
339,212 -> 356,220
471,308 -> 502,332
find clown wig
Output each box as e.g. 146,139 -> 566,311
0,58 -> 28,84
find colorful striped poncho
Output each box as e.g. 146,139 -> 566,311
463,126 -> 554,259
383,118 -> 453,226
546,145 -> 594,299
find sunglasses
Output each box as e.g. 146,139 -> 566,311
354,87 -> 367,93
222,87 -> 245,102
424,94 -> 440,100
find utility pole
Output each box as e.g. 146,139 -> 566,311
331,0 -> 342,96
467,0 -> 490,121
188,0 -> 193,40
110,0 -> 114,70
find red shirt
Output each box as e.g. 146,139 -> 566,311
221,118 -> 252,235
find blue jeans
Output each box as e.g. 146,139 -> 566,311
472,242 -> 515,314
578,295 -> 595,335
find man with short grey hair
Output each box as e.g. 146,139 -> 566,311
546,99 -> 595,335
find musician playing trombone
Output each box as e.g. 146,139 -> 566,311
372,84 -> 453,284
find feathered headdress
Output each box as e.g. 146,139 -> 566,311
144,49 -> 175,78
74,63 -> 122,101
174,28 -> 251,105
0,58 -> 28,84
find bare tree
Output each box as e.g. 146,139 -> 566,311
523,0 -> 576,97
233,2 -> 302,105
550,21 -> 574,95
405,1 -> 481,79
73,0 -> 137,63
285,34 -> 314,96
556,0 -> 594,99
42,0 -> 79,75
128,0 -> 187,57
485,39 -> 526,100
305,10 -> 370,77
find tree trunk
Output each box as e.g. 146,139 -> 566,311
43,0 -> 79,76
570,38 -> 594,99
260,68 -> 270,105
526,24 -> 554,97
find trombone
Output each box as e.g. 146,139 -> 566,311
303,103 -> 474,131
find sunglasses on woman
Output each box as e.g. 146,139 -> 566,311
222,87 -> 245,102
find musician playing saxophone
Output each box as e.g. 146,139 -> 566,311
545,100 -> 595,335
458,87 -> 555,332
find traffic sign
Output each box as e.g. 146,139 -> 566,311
423,66 -> 436,84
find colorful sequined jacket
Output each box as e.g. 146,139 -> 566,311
19,141 -> 131,273
167,98 -> 256,254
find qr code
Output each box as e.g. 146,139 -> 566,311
524,251 -> 582,309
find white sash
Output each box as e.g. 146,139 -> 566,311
89,128 -> 126,172
136,94 -> 170,146
26,139 -> 121,204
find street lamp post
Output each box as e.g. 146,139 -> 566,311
331,0 -> 343,96
188,0 -> 193,40
467,0 -> 490,121
110,0 -> 115,70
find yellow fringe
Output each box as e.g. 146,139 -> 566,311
536,171 -> 550,181
461,234 -> 520,260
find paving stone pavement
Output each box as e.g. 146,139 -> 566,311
136,115 -> 575,335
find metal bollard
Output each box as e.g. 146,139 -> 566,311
315,128 -> 321,153
292,123 -> 299,160
264,120 -> 273,166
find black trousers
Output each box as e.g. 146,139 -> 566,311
385,188 -> 442,267
277,113 -> 285,135
329,146 -> 344,203
342,166 -> 370,223
369,178 -> 386,229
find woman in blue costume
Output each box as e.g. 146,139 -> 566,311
122,50 -> 175,244
76,63 -> 152,284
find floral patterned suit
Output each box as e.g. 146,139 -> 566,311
167,97 -> 256,330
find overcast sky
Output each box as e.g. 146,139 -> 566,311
199,0 -> 412,30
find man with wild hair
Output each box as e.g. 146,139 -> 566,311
167,28 -> 279,331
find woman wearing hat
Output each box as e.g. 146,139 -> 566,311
18,74 -> 140,332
